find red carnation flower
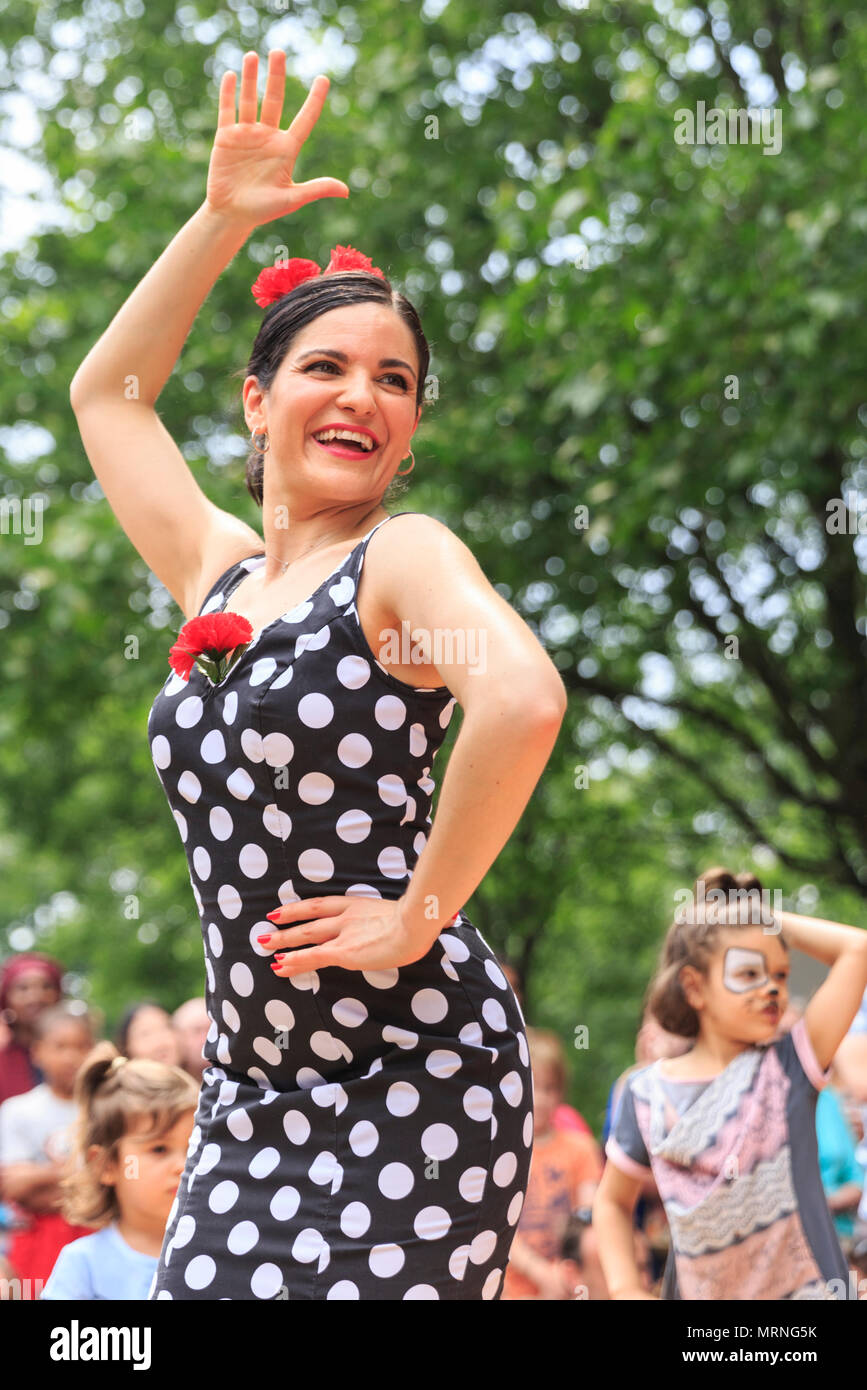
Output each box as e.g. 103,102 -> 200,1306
325,245 -> 385,279
251,259 -> 322,307
169,612 -> 254,685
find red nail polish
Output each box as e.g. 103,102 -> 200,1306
256,935 -> 272,944
266,910 -> 281,921
270,960 -> 283,970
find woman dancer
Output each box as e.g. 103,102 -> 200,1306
69,51 -> 567,1299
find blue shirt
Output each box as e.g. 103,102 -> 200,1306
40,1223 -> 158,1300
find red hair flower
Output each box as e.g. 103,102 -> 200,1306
250,245 -> 385,307
169,612 -> 254,686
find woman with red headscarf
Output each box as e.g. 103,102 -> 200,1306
0,954 -> 65,1107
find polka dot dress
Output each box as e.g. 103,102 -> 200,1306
145,512 -> 533,1299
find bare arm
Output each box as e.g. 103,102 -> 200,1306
1,1160 -> 65,1209
834,1033 -> 867,1103
69,54 -> 348,618
776,911 -> 867,1072
366,515 -> 568,937
592,1161 -> 657,1299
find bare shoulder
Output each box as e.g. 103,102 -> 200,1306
364,512 -> 489,619
183,511 -> 265,620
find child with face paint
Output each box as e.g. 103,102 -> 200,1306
593,866 -> 867,1300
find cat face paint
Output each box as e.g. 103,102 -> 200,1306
722,946 -> 770,994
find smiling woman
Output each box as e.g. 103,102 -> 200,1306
69,50 -> 568,1301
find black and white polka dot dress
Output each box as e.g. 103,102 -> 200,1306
145,510 -> 533,1300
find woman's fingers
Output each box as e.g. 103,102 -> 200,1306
259,48 -> 287,129
284,73 -> 331,155
216,70 -> 236,129
238,50 -> 260,125
288,177 -> 350,208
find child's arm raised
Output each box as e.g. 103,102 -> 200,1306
591,1161 -> 657,1299
776,910 -> 867,1072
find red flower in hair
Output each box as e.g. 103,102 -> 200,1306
169,612 -> 254,685
325,245 -> 385,279
251,259 -> 322,307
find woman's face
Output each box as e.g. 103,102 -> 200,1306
4,968 -> 61,1025
125,1007 -> 181,1066
245,302 -> 423,509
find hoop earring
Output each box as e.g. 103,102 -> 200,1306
396,449 -> 415,476
251,431 -> 270,455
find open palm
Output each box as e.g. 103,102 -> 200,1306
205,50 -> 348,228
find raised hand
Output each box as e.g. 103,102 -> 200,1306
205,50 -> 349,230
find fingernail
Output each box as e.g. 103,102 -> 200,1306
266,910 -> 281,921
256,935 -> 272,944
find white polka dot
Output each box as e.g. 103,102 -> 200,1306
151,735 -> 171,768
209,1180 -> 239,1213
327,1281 -> 360,1299
193,846 -> 211,880
458,1167 -> 487,1203
517,1031 -> 530,1068
222,690 -> 238,724
172,810 -> 187,841
335,808 -> 372,842
336,655 -> 370,688
253,1035 -> 282,1067
329,574 -> 355,606
263,804 -> 291,839
251,1263 -> 283,1299
173,1213 -> 197,1248
221,999 -> 240,1032
239,843 -> 268,878
332,997 -> 368,1028
217,884 -> 242,919
378,1162 -> 414,1199
227,1221 -> 259,1255
499,1071 -> 523,1107
178,770 -> 201,803
441,933 -> 470,962
250,657 -> 277,686
411,989 -> 448,1024
482,998 -> 508,1032
469,1230 -> 498,1265
378,845 -> 409,878
523,1111 -> 534,1147
264,998 -> 295,1032
209,806 -> 234,840
196,1144 -> 220,1178
382,1025 -> 418,1050
507,1191 -> 525,1225
271,665 -> 293,690
340,1202 -> 371,1238
249,1147 -> 280,1179
404,1284 -> 439,1299
421,1124 -> 458,1160
292,1228 -> 326,1264
413,1206 -> 451,1240
230,962 -> 254,997
459,1021 -> 483,1047
375,695 -> 407,730
240,728 -> 264,763
225,1106 -> 252,1139
493,1152 -> 518,1187
297,772 -> 334,805
378,774 -> 408,806
184,1254 -> 216,1289
207,922 -> 223,957
308,1151 -> 340,1188
227,767 -> 255,800
200,729 -> 226,763
386,1082 -> 419,1116
426,1049 -> 462,1078
369,1244 -> 404,1278
283,1111 -> 311,1145
310,1031 -> 352,1063
449,1245 -> 470,1280
349,1121 -> 378,1157
482,1269 -> 503,1299
176,695 -> 204,728
263,732 -> 294,767
338,733 -> 372,768
362,968 -> 399,990
485,958 -> 508,989
298,692 -> 334,728
298,848 -> 334,882
270,1186 -> 300,1221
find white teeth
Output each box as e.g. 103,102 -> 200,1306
312,429 -> 374,451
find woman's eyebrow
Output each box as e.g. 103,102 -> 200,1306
296,348 -> 417,379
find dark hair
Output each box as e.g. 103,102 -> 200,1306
116,1000 -> 172,1055
232,270 -> 431,508
645,866 -> 786,1038
31,1001 -> 95,1043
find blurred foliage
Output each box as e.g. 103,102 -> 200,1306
2,0 -> 866,1129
